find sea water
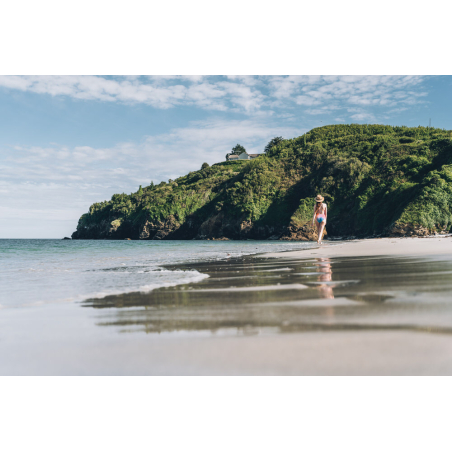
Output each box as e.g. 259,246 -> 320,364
0,239 -> 316,308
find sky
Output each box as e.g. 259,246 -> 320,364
1,75 -> 451,238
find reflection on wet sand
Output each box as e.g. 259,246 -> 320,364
315,258 -> 334,299
82,254 -> 452,338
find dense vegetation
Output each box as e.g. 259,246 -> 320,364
72,124 -> 452,240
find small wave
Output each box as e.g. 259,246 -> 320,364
1,239 -> 314,309
138,271 -> 209,292
8,269 -> 209,308
77,270 -> 209,300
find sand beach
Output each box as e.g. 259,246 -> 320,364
1,236 -> 452,375
264,236 -> 452,259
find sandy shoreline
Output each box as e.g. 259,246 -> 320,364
2,236 -> 452,375
263,236 -> 452,260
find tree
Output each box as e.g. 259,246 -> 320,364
304,134 -> 307,146
264,137 -> 283,153
231,144 -> 246,155
137,185 -> 143,196
201,162 -> 209,169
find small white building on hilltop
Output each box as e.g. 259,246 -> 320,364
227,152 -> 260,161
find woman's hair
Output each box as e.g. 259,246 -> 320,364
315,201 -> 322,213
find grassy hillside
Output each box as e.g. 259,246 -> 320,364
72,124 -> 452,240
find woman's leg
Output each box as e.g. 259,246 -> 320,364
318,221 -> 326,243
316,221 -> 321,243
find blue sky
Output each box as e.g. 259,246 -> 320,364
0,75 -> 451,238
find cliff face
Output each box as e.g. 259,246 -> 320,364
72,124 -> 452,240
71,210 -> 323,240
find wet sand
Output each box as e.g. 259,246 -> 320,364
264,236 -> 452,259
1,236 -> 452,375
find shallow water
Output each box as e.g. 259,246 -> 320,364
0,239 -> 316,307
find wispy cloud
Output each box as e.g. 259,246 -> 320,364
350,112 -> 377,121
1,118 -> 303,189
0,75 -> 430,120
0,75 -> 266,113
270,75 -> 428,114
0,119 -> 303,236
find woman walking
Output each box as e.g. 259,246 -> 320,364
312,195 -> 327,244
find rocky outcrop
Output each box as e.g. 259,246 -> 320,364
195,212 -> 227,239
139,216 -> 180,240
388,223 -> 430,237
388,223 -> 448,237
72,217 -> 139,240
72,212 -> 331,241
280,222 -> 326,241
75,212 -> 447,241
194,213 -> 259,240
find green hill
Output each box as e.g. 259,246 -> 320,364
72,124 -> 452,240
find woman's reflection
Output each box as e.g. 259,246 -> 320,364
316,258 -> 334,299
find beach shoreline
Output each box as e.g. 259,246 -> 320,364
2,236 -> 452,375
260,236 -> 452,260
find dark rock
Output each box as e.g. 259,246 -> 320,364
388,223 -> 431,237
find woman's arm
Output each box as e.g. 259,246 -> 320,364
324,204 -> 328,223
312,204 -> 316,225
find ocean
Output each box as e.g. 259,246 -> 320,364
0,239 -> 317,308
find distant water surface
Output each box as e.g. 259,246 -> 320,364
0,239 -> 317,307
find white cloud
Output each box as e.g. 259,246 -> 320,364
350,112 -> 377,121
0,75 -> 430,120
268,75 -> 428,121
0,119 -> 304,237
224,75 -> 259,86
295,95 -> 321,106
0,75 -> 265,112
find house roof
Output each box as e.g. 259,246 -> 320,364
228,155 -> 239,159
248,154 -> 260,157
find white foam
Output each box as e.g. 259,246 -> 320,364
14,269 -> 209,308
138,271 -> 209,292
